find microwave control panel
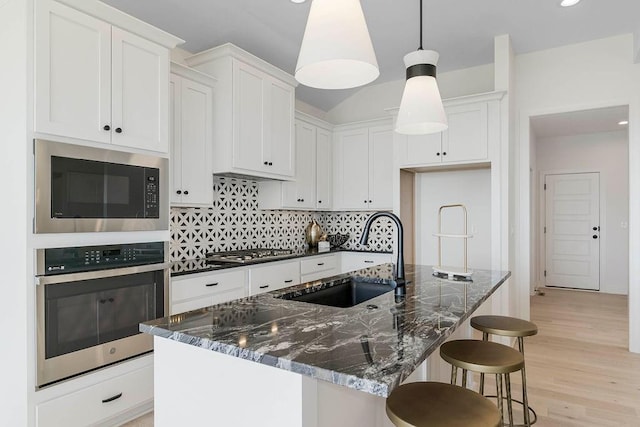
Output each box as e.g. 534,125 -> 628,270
144,168 -> 160,218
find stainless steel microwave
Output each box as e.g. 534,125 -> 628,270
34,139 -> 168,233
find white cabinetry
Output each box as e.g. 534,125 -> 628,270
258,113 -> 333,210
186,44 -> 297,179
35,0 -> 179,152
170,63 -> 216,207
171,269 -> 246,315
333,122 -> 393,210
248,260 -> 300,295
300,254 -> 339,282
339,252 -> 393,274
36,358 -> 153,427
398,93 -> 502,168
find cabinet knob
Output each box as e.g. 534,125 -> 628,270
442,151 -> 447,156
103,125 -> 110,131
364,200 -> 368,204
369,200 -> 372,203
184,190 -> 189,195
176,190 -> 182,195
318,200 -> 322,204
268,162 -> 273,166
264,161 -> 269,165
593,235 -> 598,239
436,152 -> 440,156
115,127 -> 122,134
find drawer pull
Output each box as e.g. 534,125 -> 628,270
364,260 -> 374,264
205,282 -> 219,287
317,262 -> 325,266
284,279 -> 293,283
102,393 -> 123,404
259,285 -> 269,289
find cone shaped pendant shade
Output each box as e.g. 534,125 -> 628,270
396,50 -> 447,134
295,0 -> 379,89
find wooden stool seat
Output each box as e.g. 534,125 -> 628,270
386,382 -> 501,427
471,315 -> 538,338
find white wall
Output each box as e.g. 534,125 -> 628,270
326,63 -> 495,124
530,129 -> 539,294
0,0 -> 30,424
514,33 -> 640,351
415,168 -> 492,270
535,130 -> 629,295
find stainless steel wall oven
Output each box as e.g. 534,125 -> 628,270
36,242 -> 169,388
34,139 -> 168,233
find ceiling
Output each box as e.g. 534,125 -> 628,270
530,105 -> 629,139
102,0 -> 640,112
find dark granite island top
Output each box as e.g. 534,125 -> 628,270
142,264 -> 510,398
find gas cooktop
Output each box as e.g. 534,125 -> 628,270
206,248 -> 294,264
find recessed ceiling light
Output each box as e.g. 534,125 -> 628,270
560,0 -> 581,7
619,120 -> 629,126
290,0 -> 307,3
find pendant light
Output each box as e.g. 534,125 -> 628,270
396,0 -> 447,135
295,0 -> 379,89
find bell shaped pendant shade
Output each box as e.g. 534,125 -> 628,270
295,0 -> 379,89
396,50 -> 448,135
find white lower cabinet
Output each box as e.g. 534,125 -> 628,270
36,363 -> 153,427
171,269 -> 247,315
248,260 -> 300,295
300,254 -> 339,282
339,252 -> 393,274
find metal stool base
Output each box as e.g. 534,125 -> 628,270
484,394 -> 538,426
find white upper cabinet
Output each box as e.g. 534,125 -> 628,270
35,0 -> 180,153
170,63 -> 216,207
186,44 -> 297,180
258,114 -> 332,211
333,122 -> 393,211
397,93 -> 502,168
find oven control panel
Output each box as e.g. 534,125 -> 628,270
38,242 -> 165,275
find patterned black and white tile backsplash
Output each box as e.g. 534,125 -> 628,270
170,177 -> 395,261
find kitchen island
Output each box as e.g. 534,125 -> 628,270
141,264 -> 510,427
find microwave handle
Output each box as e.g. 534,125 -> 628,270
35,262 -> 171,286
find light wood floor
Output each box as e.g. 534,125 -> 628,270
123,288 -> 640,426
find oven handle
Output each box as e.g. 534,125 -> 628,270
35,262 -> 172,286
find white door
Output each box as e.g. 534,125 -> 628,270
266,79 -> 295,177
368,126 -> 393,210
334,129 -> 369,210
233,61 -> 265,172
169,74 -> 182,204
111,27 -> 169,152
35,0 -> 111,143
545,173 -> 600,290
400,133 -> 442,166
315,128 -> 332,209
443,102 -> 488,163
283,121 -> 315,209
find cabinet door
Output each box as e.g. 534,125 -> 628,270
283,120 -> 315,209
111,27 -> 169,152
334,129 -> 369,210
368,126 -> 394,210
266,79 -> 295,177
442,102 -> 488,163
233,61 -> 265,172
248,261 -> 300,295
169,75 -> 183,205
399,132 -> 443,166
35,0 -> 111,143
177,78 -> 214,206
315,128 -> 332,209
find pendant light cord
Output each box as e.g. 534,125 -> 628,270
419,0 -> 423,50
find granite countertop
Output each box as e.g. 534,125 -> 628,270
142,264 -> 510,397
170,247 -> 393,276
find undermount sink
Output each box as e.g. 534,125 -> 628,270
280,278 -> 395,308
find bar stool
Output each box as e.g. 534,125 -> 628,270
386,382 -> 501,427
471,315 -> 538,426
440,339 -> 524,427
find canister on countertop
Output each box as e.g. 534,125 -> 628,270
305,219 -> 324,247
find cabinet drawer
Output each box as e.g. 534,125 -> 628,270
172,283 -> 247,315
300,255 -> 337,276
36,365 -> 153,427
249,261 -> 300,295
340,252 -> 393,274
171,269 -> 245,302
